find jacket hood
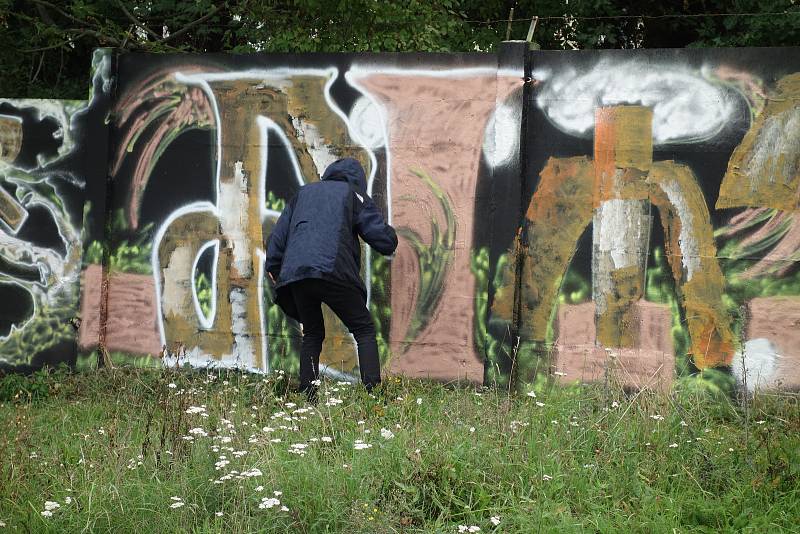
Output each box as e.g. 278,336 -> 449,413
321,158 -> 367,195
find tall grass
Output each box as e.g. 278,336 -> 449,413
0,367 -> 798,532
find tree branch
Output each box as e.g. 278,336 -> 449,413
160,4 -> 222,44
114,0 -> 160,40
29,0 -> 102,30
20,34 -> 88,53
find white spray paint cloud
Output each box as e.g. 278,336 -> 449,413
534,61 -> 736,144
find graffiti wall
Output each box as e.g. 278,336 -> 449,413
2,45 -> 799,392
0,50 -> 112,372
83,50 -> 525,385
489,47 -> 800,391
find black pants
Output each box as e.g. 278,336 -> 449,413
289,278 -> 381,392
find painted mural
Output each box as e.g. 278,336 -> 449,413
0,49 -> 112,372
489,48 -> 800,392
2,45 -> 798,393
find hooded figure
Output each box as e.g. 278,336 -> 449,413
265,158 -> 397,398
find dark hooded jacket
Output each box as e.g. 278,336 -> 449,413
264,158 -> 397,320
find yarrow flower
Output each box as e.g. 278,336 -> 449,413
259,498 -> 281,509
490,516 -> 501,526
169,497 -> 185,509
380,428 -> 395,440
44,501 -> 60,511
457,526 -> 480,533
188,427 -> 208,437
354,440 -> 372,450
526,390 -> 537,398
215,459 -> 230,470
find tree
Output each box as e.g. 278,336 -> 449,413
1,0 -> 798,99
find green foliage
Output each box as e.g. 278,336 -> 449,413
2,369 -> 798,530
265,190 -> 286,213
369,252 -> 391,366
83,240 -> 104,265
194,271 -> 212,319
87,209 -> 154,273
0,364 -> 72,403
0,299 -> 76,367
645,246 -> 691,374
264,291 -> 301,375
398,169 -> 456,343
557,264 -> 591,306
5,1 -> 799,100
470,247 -> 507,385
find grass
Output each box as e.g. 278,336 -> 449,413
0,368 -> 798,533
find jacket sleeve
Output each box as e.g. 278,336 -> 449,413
264,197 -> 295,278
354,194 -> 398,256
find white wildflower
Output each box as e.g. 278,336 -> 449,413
542,474 -> 552,481
259,497 -> 281,509
215,459 -> 230,470
168,383 -> 177,389
669,443 -> 679,448
490,516 -> 501,526
380,428 -> 395,440
526,390 -> 537,398
354,440 -> 372,450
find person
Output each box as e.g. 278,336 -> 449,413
265,158 -> 397,400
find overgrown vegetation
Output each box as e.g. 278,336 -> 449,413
3,1 -> 799,100
0,367 -> 798,531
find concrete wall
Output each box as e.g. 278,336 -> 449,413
1,45 -> 798,392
